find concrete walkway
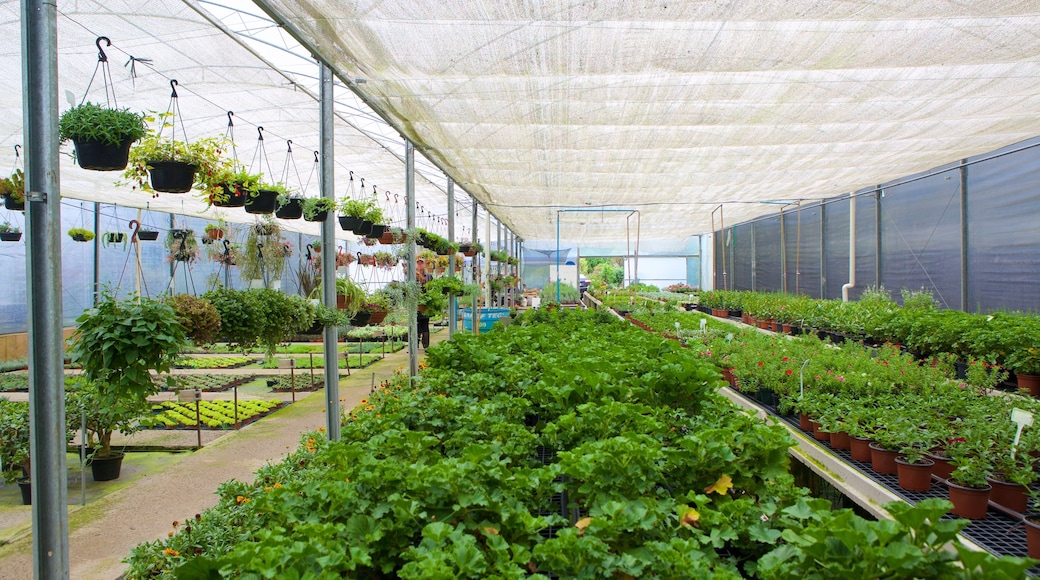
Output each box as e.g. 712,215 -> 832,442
0,331 -> 445,580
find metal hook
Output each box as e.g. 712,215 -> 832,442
227,111 -> 234,127
360,178 -> 365,189
385,190 -> 390,200
13,145 -> 20,159
394,194 -> 399,203
257,126 -> 264,141
313,151 -> 319,164
96,36 -> 110,63
286,140 -> 293,153
356,251 -> 362,262
349,170 -> 354,181
373,185 -> 378,197
128,219 -> 141,242
169,79 -> 178,98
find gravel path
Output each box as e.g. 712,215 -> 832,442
0,332 -> 441,579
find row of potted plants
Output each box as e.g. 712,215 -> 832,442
122,309 -> 1034,577
698,287 -> 1040,389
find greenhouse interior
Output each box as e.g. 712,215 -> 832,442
4,1 -> 1040,578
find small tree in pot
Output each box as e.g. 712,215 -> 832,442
66,293 -> 187,474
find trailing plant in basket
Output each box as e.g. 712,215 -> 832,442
0,169 -> 24,205
119,118 -> 227,195
301,196 -> 336,220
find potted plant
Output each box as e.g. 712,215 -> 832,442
0,169 -> 24,210
1005,346 -> 1040,396
946,444 -> 994,520
338,198 -> 376,233
275,193 -> 304,220
0,221 -> 21,242
120,119 -> 227,195
459,240 -> 483,257
302,197 -> 337,222
101,231 -> 125,247
165,229 -> 199,263
58,102 -> 146,171
68,227 -> 95,242
363,290 -> 393,325
241,218 -> 290,287
66,293 -> 187,480
246,181 -> 290,215
204,222 -> 225,241
137,228 -> 159,241
203,166 -> 262,208
0,398 -> 76,505
310,277 -> 365,316
363,205 -> 387,238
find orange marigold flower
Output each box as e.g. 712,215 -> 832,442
273,483 -> 282,489
264,486 -> 272,492
236,495 -> 250,504
317,427 -> 327,433
167,531 -> 174,537
164,548 -> 180,557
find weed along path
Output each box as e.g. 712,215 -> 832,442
0,330 -> 444,580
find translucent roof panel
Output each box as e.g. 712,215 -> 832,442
256,0 -> 1040,244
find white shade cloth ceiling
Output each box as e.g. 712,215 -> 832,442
253,0 -> 1040,245
5,1 -> 1040,249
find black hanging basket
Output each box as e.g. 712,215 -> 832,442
148,161 -> 197,193
137,230 -> 159,241
18,478 -> 31,505
275,198 -> 304,220
90,453 -> 124,481
355,219 -> 374,236
0,232 -> 21,242
244,189 -> 279,215
213,184 -> 248,207
350,311 -> 372,327
3,196 -> 23,211
305,209 -> 329,223
338,215 -> 364,232
366,224 -> 388,239
73,138 -> 134,171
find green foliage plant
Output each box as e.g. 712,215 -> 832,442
119,115 -> 228,196
0,221 -> 20,234
67,227 -> 95,242
67,292 -> 188,457
301,197 -> 337,220
540,281 -> 581,304
58,102 -> 146,146
339,197 -> 376,218
169,293 -> 221,346
0,169 -> 24,205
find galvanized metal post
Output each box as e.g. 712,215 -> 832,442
319,61 -> 340,440
959,160 -> 968,311
447,179 -> 456,336
471,199 -> 479,333
406,142 -> 418,377
22,0 -> 70,576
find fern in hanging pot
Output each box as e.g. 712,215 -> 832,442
118,115 -> 226,196
58,102 -> 146,171
245,181 -> 288,215
302,197 -> 337,222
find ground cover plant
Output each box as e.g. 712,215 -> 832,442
256,353 -> 382,370
163,374 -> 256,393
265,376 -> 325,392
172,356 -> 254,369
141,399 -> 284,429
124,310 -> 1032,578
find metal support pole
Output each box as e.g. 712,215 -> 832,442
959,160 -> 969,311
556,211 -> 561,303
319,61 -> 340,441
92,203 -> 100,305
406,142 -> 418,377
471,199 -> 479,333
22,0 -> 69,575
485,210 -> 492,314
447,179 -> 456,336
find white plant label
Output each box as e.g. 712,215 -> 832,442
1010,407 -> 1033,459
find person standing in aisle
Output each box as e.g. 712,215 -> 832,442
416,257 -> 432,349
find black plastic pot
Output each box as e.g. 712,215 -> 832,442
338,215 -> 365,232
4,196 -> 24,211
73,138 -> 134,171
245,189 -> 279,214
18,478 -> 31,505
366,224 -> 388,239
137,230 -> 159,241
90,453 -> 124,481
305,210 -> 329,223
355,219 -> 374,236
350,311 -> 372,327
0,232 -> 21,242
148,161 -> 197,193
275,198 -> 304,220
213,184 -> 247,207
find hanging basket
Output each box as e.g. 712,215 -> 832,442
338,215 -> 365,232
460,244 -> 477,257
4,196 -> 23,211
305,209 -> 329,223
355,220 -> 374,236
0,232 -> 22,242
137,230 -> 159,241
366,224 -> 388,239
350,311 -> 372,327
244,189 -> 279,215
212,184 -> 248,208
275,198 -> 304,220
72,138 -> 134,171
148,161 -> 197,193
367,310 -> 388,325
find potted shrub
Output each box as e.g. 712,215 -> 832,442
169,293 -> 222,346
66,293 -> 188,480
0,399 -> 31,503
946,445 -> 994,520
302,197 -> 337,222
0,221 -> 21,242
0,169 -> 24,210
1005,345 -> 1040,396
68,227 -> 95,242
58,102 -> 146,171
120,121 -> 226,195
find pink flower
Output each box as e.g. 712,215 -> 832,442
836,376 -> 845,382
